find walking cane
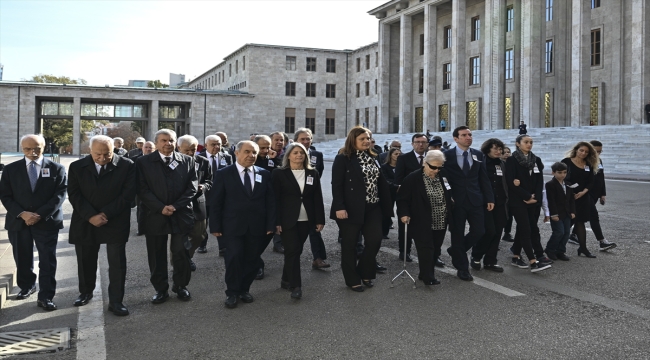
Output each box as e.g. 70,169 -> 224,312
391,221 -> 416,288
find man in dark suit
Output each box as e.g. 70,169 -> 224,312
196,134 -> 232,254
394,133 -> 429,262
177,135 -> 212,271
67,135 -> 135,316
127,137 -> 145,159
0,134 -> 67,311
136,129 -> 197,304
113,137 -> 128,156
295,128 -> 329,269
136,141 -> 156,236
253,135 -> 281,172
210,141 -> 275,309
518,121 -> 528,135
443,126 -> 495,281
378,140 -> 402,164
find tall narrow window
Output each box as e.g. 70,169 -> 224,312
443,26 -> 452,49
243,56 -> 245,70
591,29 -> 601,66
326,59 -> 336,73
365,81 -> 370,96
355,109 -> 360,125
285,82 -> 296,96
365,108 -> 369,126
365,54 -> 370,69
375,79 -> 378,94
326,84 -> 336,98
356,83 -> 360,98
375,52 -> 378,67
505,49 -> 514,80
546,0 -> 553,21
471,17 -> 480,41
286,56 -> 296,70
325,109 -> 335,134
506,6 -> 514,32
236,60 -> 238,74
545,40 -> 553,73
418,69 -> 424,93
591,0 -> 600,9
285,108 -> 296,133
229,64 -> 232,76
305,108 -> 316,134
443,63 -> 451,90
356,58 -> 361,72
470,56 -> 481,85
306,57 -> 316,71
306,83 -> 316,97
419,34 -> 425,55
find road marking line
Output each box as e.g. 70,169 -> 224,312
76,268 -> 106,360
379,247 -> 525,297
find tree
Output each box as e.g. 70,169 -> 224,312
106,122 -> 142,151
28,74 -> 87,85
147,80 -> 169,88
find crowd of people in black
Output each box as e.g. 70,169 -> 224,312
0,124 -> 616,314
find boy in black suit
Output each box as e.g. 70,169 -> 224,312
544,162 -> 576,261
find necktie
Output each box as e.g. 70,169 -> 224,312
462,151 -> 470,176
28,161 -> 38,191
211,155 -> 217,170
165,157 -> 171,166
99,165 -> 105,176
243,168 -> 253,196
418,155 -> 424,165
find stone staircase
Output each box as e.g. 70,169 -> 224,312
314,124 -> 650,175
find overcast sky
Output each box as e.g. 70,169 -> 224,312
1,0 -> 387,85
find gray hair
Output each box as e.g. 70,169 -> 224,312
177,135 -> 198,148
20,134 -> 46,147
89,135 -> 113,149
154,129 -> 177,143
205,134 -> 221,144
293,127 -> 313,141
253,134 -> 272,144
113,137 -> 124,143
235,140 -> 259,153
280,143 -> 313,170
425,150 -> 445,164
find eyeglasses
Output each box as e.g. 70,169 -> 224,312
425,163 -> 443,170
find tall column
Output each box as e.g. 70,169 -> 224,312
570,0 -> 590,127
483,0 -> 506,130
72,97 -> 81,155
423,5 -> 438,132
149,100 -> 159,141
520,0 -> 544,128
630,0 -> 646,124
450,0 -> 467,129
378,22 -> 391,133
398,13 -> 413,133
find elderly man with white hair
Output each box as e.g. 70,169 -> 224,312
0,134 -> 67,311
67,135 -> 135,315
113,137 -> 127,156
177,135 -> 212,271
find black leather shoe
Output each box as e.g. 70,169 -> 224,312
470,257 -> 482,271
280,280 -> 293,291
171,285 -> 191,301
435,258 -> 446,268
108,302 -> 129,316
422,278 -> 441,285
151,291 -> 169,304
255,268 -> 264,280
484,264 -> 504,273
291,287 -> 302,299
189,260 -> 197,272
349,285 -> 364,292
37,299 -> 57,311
196,246 -> 207,254
16,285 -> 36,300
225,295 -> 238,308
273,245 -> 285,254
376,263 -> 387,273
239,292 -> 254,303
556,253 -> 570,261
578,247 -> 596,258
362,279 -> 374,288
546,252 -> 558,261
74,293 -> 93,306
457,270 -> 474,281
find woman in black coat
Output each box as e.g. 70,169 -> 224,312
380,147 -> 401,238
272,143 -> 325,299
505,134 -> 551,272
470,139 -> 508,272
331,126 -> 393,292
396,150 -> 453,285
562,141 -> 600,258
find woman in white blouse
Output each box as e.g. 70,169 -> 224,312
272,143 -> 325,300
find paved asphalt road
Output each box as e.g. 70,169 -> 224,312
1,157 -> 649,359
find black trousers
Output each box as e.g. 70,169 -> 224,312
188,219 -> 207,258
8,227 -> 58,301
571,196 -> 605,241
510,205 -> 544,261
448,201 -> 485,272
381,198 -> 396,237
308,229 -> 327,260
223,231 -> 265,296
504,213 -> 513,234
472,204 -> 507,265
257,232 -> 275,270
75,242 -> 126,303
282,221 -> 311,288
145,233 -> 191,292
397,220 -> 413,254
336,203 -> 382,287
413,229 -> 445,283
